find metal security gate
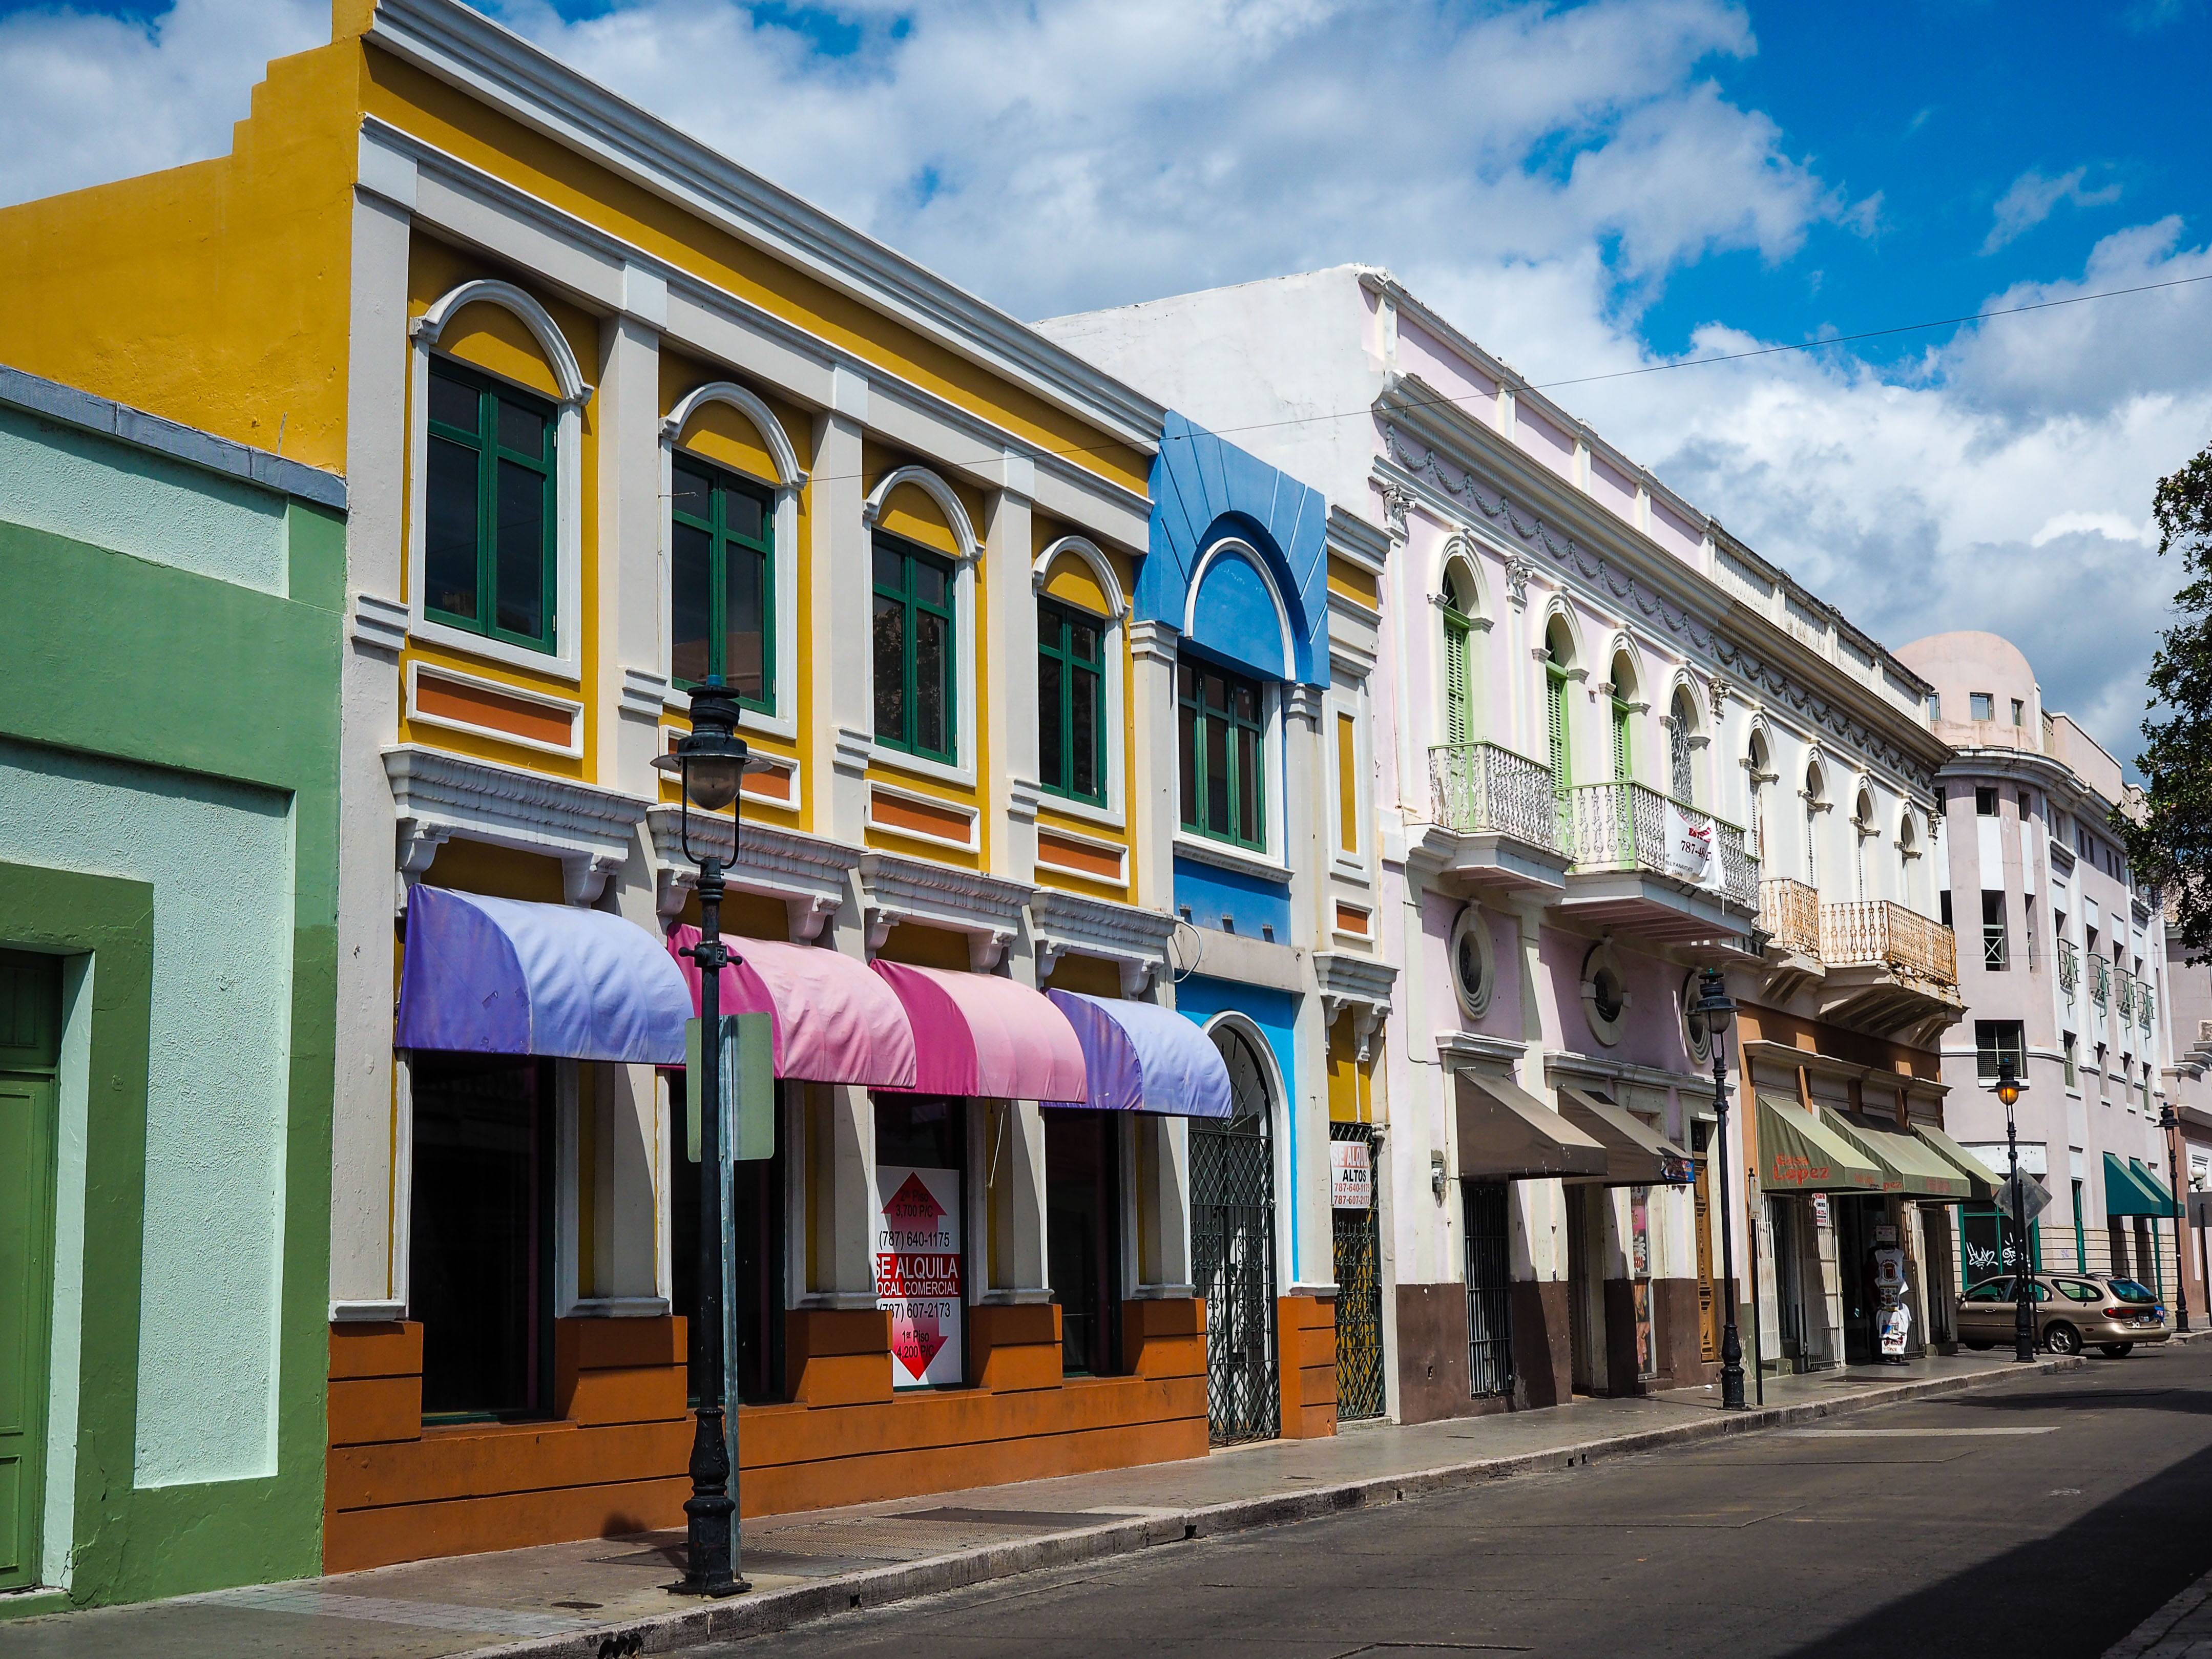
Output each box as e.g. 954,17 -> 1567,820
1193,1025 -> 1278,1444
1464,1180 -> 1515,1399
1331,1122 -> 1385,1420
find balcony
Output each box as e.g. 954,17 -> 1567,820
1814,897 -> 1964,1043
1760,877 -> 1821,959
2057,936 -> 2079,1001
1416,742 -> 1571,894
2117,970 -> 2137,1024
2093,955 -> 2112,1011
1554,780 -> 1761,944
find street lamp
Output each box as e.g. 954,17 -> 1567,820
2158,1102 -> 2192,1333
1693,967 -> 1746,1411
1994,1057 -> 2035,1364
653,677 -> 754,1599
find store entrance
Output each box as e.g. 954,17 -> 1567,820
1835,1194 -> 1884,1366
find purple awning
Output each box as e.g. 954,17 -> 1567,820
1045,990 -> 1232,1118
395,886 -> 690,1064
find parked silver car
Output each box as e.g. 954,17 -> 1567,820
1956,1273 -> 2170,1357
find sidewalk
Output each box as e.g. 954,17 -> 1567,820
0,1350 -> 2089,1659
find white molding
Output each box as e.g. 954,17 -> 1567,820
1032,534 -> 1129,826
866,779 -> 982,854
620,665 -> 670,719
405,278 -> 586,682
1185,535 -> 1296,684
864,465 -> 981,561
659,385 -> 803,740
864,466 -> 981,785
351,592 -> 410,656
329,1299 -> 407,1324
363,2 -> 1164,451
1173,831 -> 1293,886
648,805 -> 856,936
1033,820 -> 1130,886
1030,887 -> 1176,993
1434,1028 -> 1529,1071
405,659 -> 584,760
383,743 -> 647,909
858,848 -> 1033,969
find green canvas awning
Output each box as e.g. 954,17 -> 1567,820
1820,1108 -> 1974,1201
2104,1150 -> 2178,1219
1756,1094 -> 1882,1193
2133,1157 -> 2180,1219
1913,1124 -> 2005,1203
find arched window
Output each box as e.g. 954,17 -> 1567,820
1544,619 -> 1574,793
1803,763 -> 1825,887
1440,563 -> 1478,747
1609,653 -> 1637,785
1854,788 -> 1876,899
1746,730 -> 1770,857
1668,686 -> 1697,804
1897,811 -> 1918,909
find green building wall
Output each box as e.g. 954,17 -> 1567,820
0,375 -> 344,1614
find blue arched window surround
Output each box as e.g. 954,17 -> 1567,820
1178,537 -> 1295,857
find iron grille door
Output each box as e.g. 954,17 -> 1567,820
1331,1122 -> 1385,1420
1464,1180 -> 1515,1399
1192,1111 -> 1278,1445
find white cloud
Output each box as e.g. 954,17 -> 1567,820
0,0 -> 2194,770
1981,164 -> 2124,255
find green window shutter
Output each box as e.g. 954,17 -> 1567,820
1611,699 -> 1632,784
1546,666 -> 1570,791
1443,612 -> 1472,746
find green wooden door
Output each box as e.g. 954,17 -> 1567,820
0,951 -> 60,1592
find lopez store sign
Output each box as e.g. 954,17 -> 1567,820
876,1165 -> 963,1388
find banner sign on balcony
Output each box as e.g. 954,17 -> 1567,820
1663,801 -> 1717,888
875,1164 -> 964,1388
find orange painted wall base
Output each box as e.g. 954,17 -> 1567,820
1277,1294 -> 1339,1438
325,1297 -> 1211,1573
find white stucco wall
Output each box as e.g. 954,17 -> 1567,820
0,738 -> 294,1489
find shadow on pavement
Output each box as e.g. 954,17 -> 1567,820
1783,1439 -> 2212,1659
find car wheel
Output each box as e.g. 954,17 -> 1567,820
1964,1341 -> 1994,1351
2099,1343 -> 2134,1358
2046,1322 -> 2082,1356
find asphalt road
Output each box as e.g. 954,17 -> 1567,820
713,1339 -> 2212,1659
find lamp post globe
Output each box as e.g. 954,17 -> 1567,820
2159,1103 -> 2192,1334
1693,967 -> 1746,1410
1993,1056 -> 2035,1365
653,679 -> 753,1598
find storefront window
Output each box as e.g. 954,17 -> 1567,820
665,1072 -> 787,1405
409,1053 -> 553,1419
874,1095 -> 967,1388
1044,1108 -> 1123,1376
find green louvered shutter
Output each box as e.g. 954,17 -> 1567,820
1444,612 -> 1472,746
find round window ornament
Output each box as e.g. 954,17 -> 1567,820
1449,904 -> 1495,1019
1680,969 -> 1713,1066
1580,940 -> 1629,1046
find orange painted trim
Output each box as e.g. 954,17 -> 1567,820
869,786 -> 976,847
1333,901 -> 1371,937
412,668 -> 577,748
1037,828 -> 1126,882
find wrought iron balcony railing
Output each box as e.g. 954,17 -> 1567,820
2116,970 -> 2137,1023
1820,899 -> 1960,989
1759,877 -> 1820,957
2092,955 -> 2112,1010
1559,780 -> 1760,909
2057,936 -> 2079,997
1427,741 -> 1560,851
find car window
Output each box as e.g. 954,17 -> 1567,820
1963,1279 -> 2011,1302
2106,1278 -> 2157,1305
2055,1279 -> 2103,1303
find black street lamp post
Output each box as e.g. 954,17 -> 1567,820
654,678 -> 754,1600
1995,1056 -> 2035,1364
2159,1102 -> 2192,1333
1694,968 -> 1746,1411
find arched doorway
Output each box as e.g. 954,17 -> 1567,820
1194,1021 -> 1280,1443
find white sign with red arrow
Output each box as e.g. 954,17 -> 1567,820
875,1164 -> 964,1388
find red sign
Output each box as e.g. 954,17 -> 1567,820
875,1164 -> 962,1387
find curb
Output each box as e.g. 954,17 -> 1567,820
465,1354 -> 2085,1658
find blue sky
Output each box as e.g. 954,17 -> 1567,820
1,0 -> 2205,772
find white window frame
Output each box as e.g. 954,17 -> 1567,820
406,279 -> 588,681
659,380 -> 806,743
1031,534 -> 1128,831
1175,537 -> 1297,876
862,465 -> 980,789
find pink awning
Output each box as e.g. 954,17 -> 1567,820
870,961 -> 1088,1104
666,926 -> 916,1089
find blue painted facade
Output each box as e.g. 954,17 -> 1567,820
1172,855 -> 1292,943
1172,975 -> 1306,1280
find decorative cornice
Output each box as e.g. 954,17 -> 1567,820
383,744 -> 648,909
1435,1030 -> 1528,1072
620,665 -> 671,720
858,848 -> 1034,968
831,725 -> 875,780
1317,951 -> 1398,1061
646,806 -> 856,935
363,0 -> 1164,453
1379,417 -> 1937,792
351,592 -> 409,656
1029,888 -> 1177,994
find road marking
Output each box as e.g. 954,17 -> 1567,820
1780,1426 -> 2058,1438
